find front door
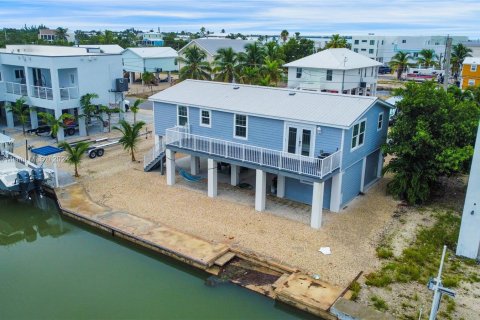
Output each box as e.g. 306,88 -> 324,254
285,124 -> 314,157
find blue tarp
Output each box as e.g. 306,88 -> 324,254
31,146 -> 63,156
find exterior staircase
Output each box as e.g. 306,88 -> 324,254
144,142 -> 166,173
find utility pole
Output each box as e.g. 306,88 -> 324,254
443,36 -> 453,91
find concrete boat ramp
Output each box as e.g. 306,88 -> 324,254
54,184 -> 389,319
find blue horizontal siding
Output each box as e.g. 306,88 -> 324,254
342,101 -> 389,168
341,160 -> 363,206
315,126 -> 342,156
285,177 -> 332,209
154,102 -> 177,136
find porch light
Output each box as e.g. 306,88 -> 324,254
316,126 -> 322,134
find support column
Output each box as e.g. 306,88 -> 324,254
29,107 -> 38,129
78,107 -> 87,137
166,149 -> 176,186
129,72 -> 134,84
54,109 -> 65,141
311,181 -> 325,229
330,173 -> 343,213
277,175 -> 285,198
6,103 -> 14,128
255,169 -> 266,211
207,158 -> 217,197
190,156 -> 200,175
230,164 -> 240,186
360,157 -> 367,192
154,134 -> 160,146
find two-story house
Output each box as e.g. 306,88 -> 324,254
148,80 -> 392,229
284,48 -> 382,96
461,57 -> 480,89
0,45 -> 124,140
122,47 -> 178,84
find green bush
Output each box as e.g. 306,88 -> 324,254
371,295 -> 389,311
349,281 -> 361,301
365,273 -> 393,287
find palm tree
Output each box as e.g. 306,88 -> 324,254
265,41 -> 285,64
6,97 -> 29,135
55,27 -> 68,41
58,141 -> 90,177
262,57 -> 283,86
213,47 -> 240,83
99,105 -> 121,132
79,93 -> 99,135
417,49 -> 438,68
239,42 -> 265,69
178,46 -> 211,80
130,99 -> 144,123
389,51 -> 414,79
142,71 -> 155,93
280,30 -> 289,43
113,120 -> 146,162
325,34 -> 348,49
258,75 -> 271,86
38,112 -> 74,142
239,67 -> 260,85
451,43 -> 473,75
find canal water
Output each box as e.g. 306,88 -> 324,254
0,196 -> 316,320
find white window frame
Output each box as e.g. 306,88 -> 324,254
377,112 -> 384,131
326,69 -> 333,81
233,114 -> 248,140
296,68 -> 302,78
14,69 -> 25,80
471,64 -> 477,72
351,118 -> 367,151
199,109 -> 211,128
176,105 -> 189,127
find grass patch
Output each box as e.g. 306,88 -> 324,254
349,281 -> 361,301
370,295 -> 388,311
377,247 -> 394,259
367,210 -> 463,288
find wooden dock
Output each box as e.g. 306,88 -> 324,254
54,184 -> 347,319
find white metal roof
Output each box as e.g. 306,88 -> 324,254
78,44 -> 124,54
150,80 -> 388,129
463,57 -> 480,65
0,133 -> 14,144
124,47 -> 178,59
284,48 -> 382,70
179,38 -> 254,56
0,45 -> 114,56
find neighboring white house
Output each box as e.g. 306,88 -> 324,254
351,35 -> 468,64
77,44 -> 124,54
177,38 -> 254,69
284,48 -> 382,96
121,47 -> 178,83
0,45 -> 124,140
457,120 -> 480,260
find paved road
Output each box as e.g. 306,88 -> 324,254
125,97 -> 154,111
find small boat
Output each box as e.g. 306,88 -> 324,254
0,133 -> 54,198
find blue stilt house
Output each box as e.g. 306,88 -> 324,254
149,80 -> 392,228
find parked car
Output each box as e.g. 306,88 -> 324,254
378,66 -> 392,74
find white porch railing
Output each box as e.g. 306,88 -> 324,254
30,85 -> 53,100
143,140 -> 166,169
5,82 -> 27,96
165,128 -> 341,179
60,86 -> 79,100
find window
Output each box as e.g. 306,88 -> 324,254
14,69 -> 25,79
402,39 -> 406,43
369,49 -> 374,54
471,64 -> 477,72
468,79 -> 475,86
70,74 -> 75,84
354,48 -> 358,53
354,40 -> 359,45
370,40 -> 375,45
413,52 -> 419,58
381,40 -> 384,45
177,105 -> 188,126
234,114 -> 247,139
351,119 -> 366,150
362,40 -> 367,43
296,68 -> 302,78
200,109 -> 211,127
0,71 -> 2,81
371,67 -> 374,76
326,69 -> 333,81
377,112 -> 384,131
361,48 -> 366,52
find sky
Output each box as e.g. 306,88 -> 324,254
1,0 -> 480,38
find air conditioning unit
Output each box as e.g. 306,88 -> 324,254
115,78 -> 129,92
360,82 -> 367,88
